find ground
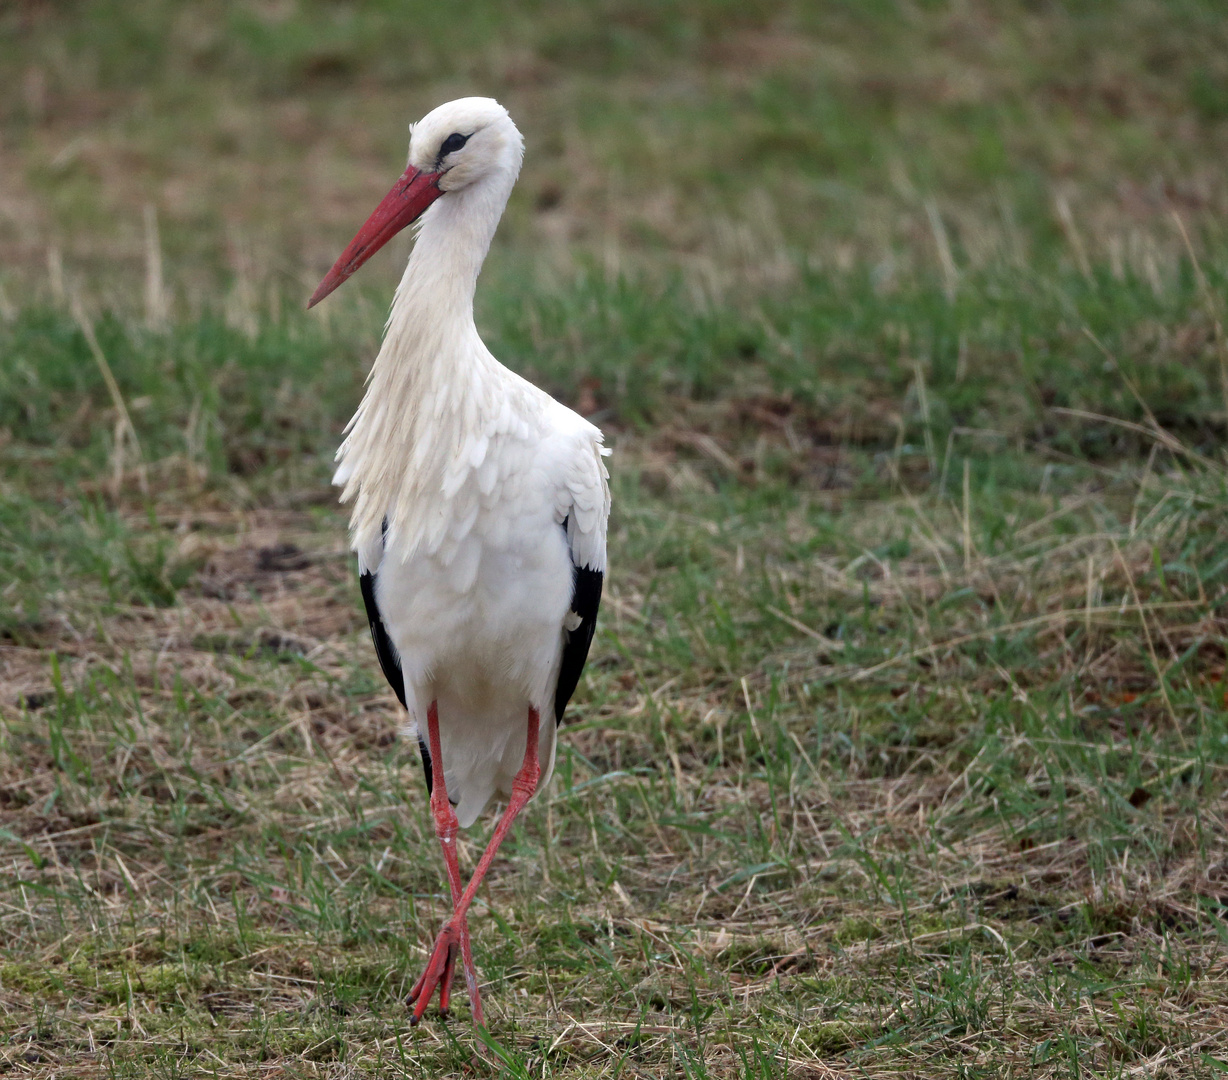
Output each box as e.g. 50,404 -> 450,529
2,2 -> 1228,1077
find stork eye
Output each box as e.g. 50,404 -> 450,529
440,132 -> 470,156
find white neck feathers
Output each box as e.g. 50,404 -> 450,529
333,161 -> 519,570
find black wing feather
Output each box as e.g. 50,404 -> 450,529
554,517 -> 604,725
359,569 -> 405,708
359,564 -> 433,795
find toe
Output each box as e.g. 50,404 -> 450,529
438,941 -> 457,1013
407,923 -> 462,1024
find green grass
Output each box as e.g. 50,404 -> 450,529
3,2 -> 1228,1077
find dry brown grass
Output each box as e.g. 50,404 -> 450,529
5,3 -> 1228,1075
3,441 -> 1227,1076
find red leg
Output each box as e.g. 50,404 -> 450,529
408,700 -> 482,1023
409,706 -> 542,1027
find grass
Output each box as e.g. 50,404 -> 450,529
3,1 -> 1228,1077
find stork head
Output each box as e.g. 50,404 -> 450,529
308,97 -> 523,308
409,97 -> 524,193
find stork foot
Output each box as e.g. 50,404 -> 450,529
408,917 -> 482,1025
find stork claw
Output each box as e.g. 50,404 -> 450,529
408,919 -> 470,1025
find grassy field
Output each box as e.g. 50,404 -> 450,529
3,1 -> 1228,1076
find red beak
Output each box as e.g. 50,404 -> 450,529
308,165 -> 445,308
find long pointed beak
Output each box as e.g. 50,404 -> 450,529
308,165 -> 445,308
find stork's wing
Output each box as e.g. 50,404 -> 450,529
359,569 -> 406,709
553,436 -> 610,724
555,520 -> 603,724
359,564 -> 435,794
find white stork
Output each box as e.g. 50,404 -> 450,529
308,98 -> 610,1025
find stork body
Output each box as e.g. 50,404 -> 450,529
310,98 -> 609,1025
